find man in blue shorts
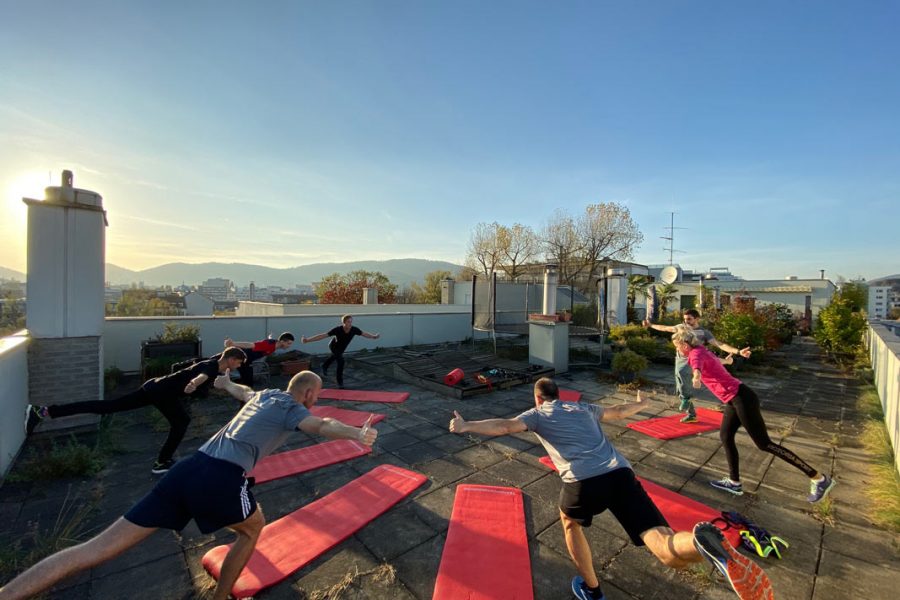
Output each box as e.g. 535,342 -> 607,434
448,377 -> 772,600
1,370 -> 378,600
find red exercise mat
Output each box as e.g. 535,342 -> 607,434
558,389 -> 582,402
433,485 -> 533,600
319,388 -> 410,403
626,407 -> 723,439
203,464 -> 427,599
248,439 -> 371,485
537,457 -> 741,547
309,405 -> 387,427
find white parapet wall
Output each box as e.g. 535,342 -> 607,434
104,307 -> 473,372
0,333 -> 29,477
867,321 -> 900,476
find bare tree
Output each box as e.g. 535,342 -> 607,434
540,209 -> 585,288
578,202 -> 644,283
498,223 -> 538,281
465,221 -> 504,276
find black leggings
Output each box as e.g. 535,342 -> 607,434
721,384 -> 817,481
47,388 -> 191,463
322,351 -> 346,385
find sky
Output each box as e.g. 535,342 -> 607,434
1,1 -> 898,282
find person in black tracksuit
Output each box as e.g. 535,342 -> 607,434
25,347 -> 246,474
301,314 -> 379,388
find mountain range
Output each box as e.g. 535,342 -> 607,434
100,259 -> 463,288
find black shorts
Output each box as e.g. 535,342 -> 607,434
125,452 -> 256,534
559,468 -> 668,545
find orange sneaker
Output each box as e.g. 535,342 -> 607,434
693,521 -> 774,600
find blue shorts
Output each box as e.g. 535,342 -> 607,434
125,452 -> 256,534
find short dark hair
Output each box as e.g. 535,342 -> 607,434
341,314 -> 353,323
278,332 -> 294,342
683,308 -> 701,318
534,377 -> 559,402
222,347 -> 247,362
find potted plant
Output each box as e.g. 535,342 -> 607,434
141,322 -> 202,379
611,349 -> 648,383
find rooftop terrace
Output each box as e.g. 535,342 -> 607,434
2,337 -> 899,599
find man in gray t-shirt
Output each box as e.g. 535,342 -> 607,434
449,377 -> 772,600
1,370 -> 378,600
644,308 -> 751,423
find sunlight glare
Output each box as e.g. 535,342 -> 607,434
4,171 -> 51,226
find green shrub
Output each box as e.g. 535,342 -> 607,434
713,313 -> 765,357
104,366 -> 123,392
572,304 -> 597,327
609,324 -> 650,342
143,355 -> 183,379
815,298 -> 866,355
625,336 -> 659,359
756,303 -> 797,348
9,436 -> 104,481
611,349 -> 648,375
156,322 -> 200,343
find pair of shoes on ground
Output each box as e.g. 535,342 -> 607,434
24,404 -> 48,435
692,521 -> 775,599
151,458 -> 176,474
709,475 -> 836,503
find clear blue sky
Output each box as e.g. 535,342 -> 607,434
2,1 -> 898,281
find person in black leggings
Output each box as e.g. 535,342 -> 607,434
671,327 -> 835,503
25,347 -> 246,474
301,314 -> 379,388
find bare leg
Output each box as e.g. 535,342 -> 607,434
211,505 -> 265,600
641,526 -> 702,569
560,510 -> 600,588
0,517 -> 156,600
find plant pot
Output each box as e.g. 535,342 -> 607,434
281,360 -> 310,376
616,372 -> 636,384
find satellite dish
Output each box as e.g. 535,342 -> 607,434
659,265 -> 679,284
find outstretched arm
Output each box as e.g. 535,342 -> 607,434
361,331 -> 380,340
709,337 -> 751,358
642,320 -> 677,333
692,368 -> 702,389
224,338 -> 254,349
184,373 -> 210,394
600,391 -> 650,422
298,414 -> 377,445
449,411 -> 527,436
301,332 -> 330,344
213,369 -> 254,404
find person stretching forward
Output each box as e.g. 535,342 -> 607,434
25,347 -> 246,474
2,370 -> 377,600
449,377 -> 774,600
672,326 -> 835,501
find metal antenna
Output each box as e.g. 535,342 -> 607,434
661,212 -> 687,264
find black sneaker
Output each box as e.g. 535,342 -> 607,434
151,459 -> 176,474
25,404 -> 45,435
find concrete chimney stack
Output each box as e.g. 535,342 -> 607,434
542,264 -> 558,316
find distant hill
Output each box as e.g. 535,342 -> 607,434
103,258 -> 464,288
0,266 -> 25,281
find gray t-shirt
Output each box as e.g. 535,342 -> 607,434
199,389 -> 310,472
517,401 -> 631,483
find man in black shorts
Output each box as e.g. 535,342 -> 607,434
2,369 -> 378,600
449,377 -> 773,600
301,314 -> 379,388
25,347 -> 247,474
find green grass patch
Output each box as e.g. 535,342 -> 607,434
857,384 -> 900,532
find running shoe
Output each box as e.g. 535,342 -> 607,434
808,475 -> 836,503
680,413 -> 698,424
709,478 -> 744,496
693,522 -> 774,600
571,576 -> 605,600
25,404 -> 46,435
151,459 -> 176,474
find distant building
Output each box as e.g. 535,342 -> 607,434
867,274 -> 900,319
198,278 -> 235,301
184,291 -> 215,316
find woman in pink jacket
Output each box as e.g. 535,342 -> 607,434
671,327 -> 834,503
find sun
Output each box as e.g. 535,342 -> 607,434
4,170 -> 51,225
